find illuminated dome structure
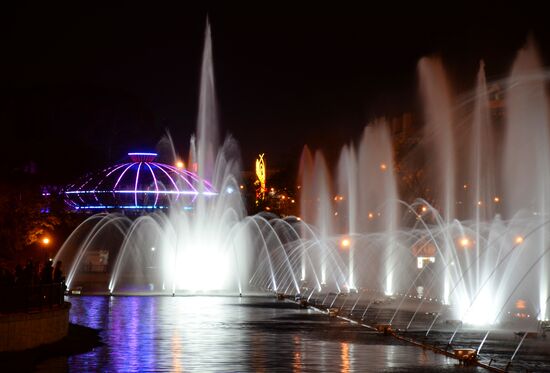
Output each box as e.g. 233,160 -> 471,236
65,152 -> 217,210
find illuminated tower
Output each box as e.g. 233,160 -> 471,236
255,153 -> 267,205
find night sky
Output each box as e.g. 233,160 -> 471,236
1,3 -> 549,183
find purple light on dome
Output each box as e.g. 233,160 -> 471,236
128,152 -> 157,162
144,163 -> 160,207
135,162 -> 142,207
150,163 -> 181,200
114,163 -> 136,190
65,153 -> 218,210
159,163 -> 197,192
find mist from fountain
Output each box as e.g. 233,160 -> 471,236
408,40 -> 550,325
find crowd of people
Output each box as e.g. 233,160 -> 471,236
0,259 -> 65,286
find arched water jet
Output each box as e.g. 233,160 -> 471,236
448,218 -> 550,345
477,249 -> 550,354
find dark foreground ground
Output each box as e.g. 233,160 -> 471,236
0,323 -> 103,372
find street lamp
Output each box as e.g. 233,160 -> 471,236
459,237 -> 471,248
340,237 -> 351,249
40,236 -> 51,261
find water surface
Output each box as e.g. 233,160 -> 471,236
46,296 -> 477,372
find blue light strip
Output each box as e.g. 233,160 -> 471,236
127,152 -> 158,156
75,205 -> 168,209
65,190 -> 217,195
74,205 -> 194,210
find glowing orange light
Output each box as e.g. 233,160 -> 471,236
239,185 -> 244,190
463,184 -> 468,189
368,212 -> 374,219
516,299 -> 526,309
296,217 -> 301,221
176,161 -> 184,169
459,237 -> 471,248
493,196 -> 500,203
477,200 -> 483,206
515,235 -> 524,245
340,238 -> 351,248
291,199 -> 295,203
42,237 -> 50,245
421,206 -> 428,213
380,163 -> 387,171
339,196 -> 344,201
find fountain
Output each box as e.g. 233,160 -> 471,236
57,19 -> 550,345
56,21 -> 250,295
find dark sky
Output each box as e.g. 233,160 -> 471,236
1,3 -> 549,183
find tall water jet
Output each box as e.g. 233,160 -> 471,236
356,121 -> 399,294
502,38 -> 550,321
195,20 -> 219,182
468,61 -> 495,289
312,151 -> 333,285
336,145 -> 358,289
419,57 -> 456,304
298,146 -> 314,282
418,57 -> 456,222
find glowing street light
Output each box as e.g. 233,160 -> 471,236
516,299 -> 526,309
379,163 -> 387,171
493,196 -> 500,203
459,237 -> 471,248
514,235 -> 524,245
340,238 -> 351,249
421,206 -> 428,213
176,161 -> 184,169
368,212 -> 374,220
40,236 -> 51,261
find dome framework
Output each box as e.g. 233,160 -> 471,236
65,152 -> 217,210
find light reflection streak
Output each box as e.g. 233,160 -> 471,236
293,335 -> 301,373
340,342 -> 350,373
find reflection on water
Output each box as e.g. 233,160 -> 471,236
57,296 -> 467,372
341,342 -> 350,373
293,335 -> 302,373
